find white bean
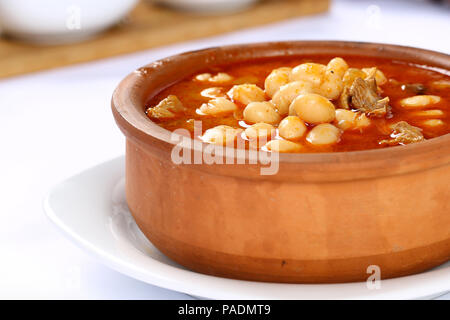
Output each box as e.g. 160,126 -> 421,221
291,93 -> 336,124
195,72 -> 233,83
243,101 -> 281,124
278,116 -> 307,140
422,119 -> 444,127
244,123 -> 275,140
264,139 -> 303,153
306,123 -> 341,145
227,84 -> 266,105
413,109 -> 444,117
195,73 -> 211,81
200,125 -> 242,145
271,81 -> 313,115
290,63 -> 325,86
198,98 -> 237,115
290,58 -> 348,100
201,87 -> 226,99
327,57 -> 348,78
265,67 -> 292,98
400,95 -> 441,108
335,109 -> 371,130
334,109 -> 357,130
315,58 -> 348,100
431,80 -> 450,89
209,72 -> 233,83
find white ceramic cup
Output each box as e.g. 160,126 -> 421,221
0,0 -> 138,44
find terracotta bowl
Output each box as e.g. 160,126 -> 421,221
112,41 -> 450,283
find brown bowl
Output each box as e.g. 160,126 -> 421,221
112,41 -> 450,283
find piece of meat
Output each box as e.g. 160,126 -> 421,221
401,83 -> 427,95
348,76 -> 390,117
147,95 -> 185,120
339,68 -> 390,116
340,68 -> 374,109
147,107 -> 175,119
379,121 -> 424,146
388,79 -> 427,95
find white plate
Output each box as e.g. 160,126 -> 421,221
44,156 -> 450,300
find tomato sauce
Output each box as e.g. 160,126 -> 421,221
146,55 -> 450,152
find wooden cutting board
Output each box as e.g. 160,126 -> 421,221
0,0 -> 329,79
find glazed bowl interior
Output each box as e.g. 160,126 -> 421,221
112,41 -> 450,182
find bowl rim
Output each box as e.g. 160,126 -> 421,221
111,40 -> 450,179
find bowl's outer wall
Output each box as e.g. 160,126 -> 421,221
113,41 -> 450,283
126,139 -> 450,283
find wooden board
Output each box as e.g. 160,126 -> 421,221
0,0 -> 329,79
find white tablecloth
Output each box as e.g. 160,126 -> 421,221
0,0 -> 448,299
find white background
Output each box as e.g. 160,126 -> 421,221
0,0 -> 449,299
